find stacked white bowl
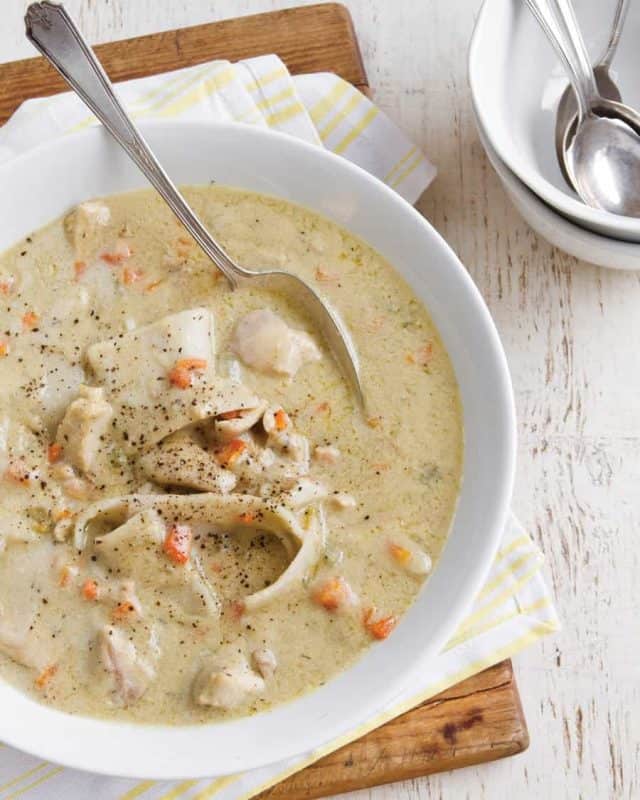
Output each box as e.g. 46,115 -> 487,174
469,0 -> 640,269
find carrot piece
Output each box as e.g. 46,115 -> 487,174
34,664 -> 58,689
145,279 -> 163,293
217,409 -> 243,421
122,267 -> 144,285
0,278 -> 14,295
167,358 -> 208,389
274,409 -> 289,431
163,523 -> 192,565
58,564 -> 79,588
167,366 -> 191,389
215,438 -> 246,467
314,267 -> 338,283
364,315 -> 385,334
388,542 -> 412,565
22,311 -> 39,330
74,260 -> 87,280
5,460 -> 34,485
175,357 -> 207,371
312,576 -> 354,612
101,245 -> 130,266
0,341 -> 9,357
47,443 -> 63,464
227,599 -> 246,620
52,507 -> 73,522
237,511 -> 255,524
363,607 -> 397,640
416,343 -> 433,366
112,601 -> 136,621
82,579 -> 99,601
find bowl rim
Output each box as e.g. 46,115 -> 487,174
469,0 -> 640,241
0,120 -> 517,779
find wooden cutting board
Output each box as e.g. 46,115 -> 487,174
0,4 -> 528,796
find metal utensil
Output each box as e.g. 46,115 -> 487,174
554,0 -> 628,186
524,0 -> 640,217
25,1 -> 365,407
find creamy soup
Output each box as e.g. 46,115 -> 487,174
0,186 -> 462,724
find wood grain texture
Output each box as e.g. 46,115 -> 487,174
0,3 -> 368,124
2,1 -> 638,799
257,662 -> 528,800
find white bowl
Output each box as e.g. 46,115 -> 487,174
470,0 -> 640,243
474,110 -> 640,270
0,122 -> 516,779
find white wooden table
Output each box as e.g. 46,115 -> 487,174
2,1 -> 638,798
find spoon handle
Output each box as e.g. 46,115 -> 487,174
24,1 -> 242,289
600,0 -> 628,69
522,0 -> 589,120
548,0 -> 600,110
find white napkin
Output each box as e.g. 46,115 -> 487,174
0,55 -> 558,800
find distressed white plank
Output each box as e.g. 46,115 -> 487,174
1,1 -> 639,799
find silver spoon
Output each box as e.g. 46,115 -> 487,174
25,1 -> 365,407
524,0 -> 640,217
554,0 -> 628,186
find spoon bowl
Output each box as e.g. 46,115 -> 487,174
564,99 -> 640,216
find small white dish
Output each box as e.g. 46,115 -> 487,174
0,121 -> 516,779
469,0 -> 640,243
475,110 -> 640,270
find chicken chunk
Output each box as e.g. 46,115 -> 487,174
331,492 -> 357,510
0,509 -> 38,554
0,616 -> 41,669
251,647 -> 277,679
314,445 -> 341,464
263,406 -> 310,465
386,535 -> 432,577
215,438 -> 305,496
97,625 -> 155,705
64,201 -> 111,260
193,652 -> 265,709
56,385 -> 113,472
231,309 -> 321,377
281,478 -> 328,509
139,432 -> 237,494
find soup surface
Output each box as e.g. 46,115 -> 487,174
0,186 -> 462,724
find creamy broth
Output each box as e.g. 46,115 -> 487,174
0,187 -> 462,724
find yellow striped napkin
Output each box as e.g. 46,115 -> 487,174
0,55 -> 435,202
0,55 -> 558,800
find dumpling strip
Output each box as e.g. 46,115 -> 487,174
86,308 -> 260,453
73,493 -> 325,612
93,507 -> 220,619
